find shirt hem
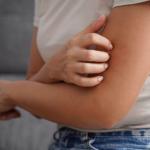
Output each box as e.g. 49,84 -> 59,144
58,124 -> 150,133
113,0 -> 150,8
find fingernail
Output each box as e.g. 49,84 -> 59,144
97,15 -> 105,21
94,16 -> 105,27
98,76 -> 104,82
108,44 -> 113,50
104,64 -> 108,69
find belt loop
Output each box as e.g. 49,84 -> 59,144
53,129 -> 60,141
80,132 -> 89,142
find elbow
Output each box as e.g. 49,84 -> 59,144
73,83 -> 135,130
91,112 -> 119,130
79,110 -> 119,130
99,117 -> 118,129
82,96 -> 124,130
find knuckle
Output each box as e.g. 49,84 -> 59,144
67,40 -> 74,48
65,63 -> 74,74
66,62 -> 71,69
66,48 -> 76,59
86,51 -> 93,60
86,33 -> 97,42
68,36 -> 78,47
64,63 -> 70,73
82,64 -> 89,72
66,49 -> 72,58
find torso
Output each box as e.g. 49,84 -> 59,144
36,0 -> 113,62
35,0 -> 150,132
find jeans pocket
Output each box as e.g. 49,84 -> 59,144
87,136 -> 150,150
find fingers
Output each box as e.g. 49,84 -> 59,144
65,47 -> 110,87
68,16 -> 112,51
72,74 -> 104,87
73,62 -> 108,74
0,109 -> 20,121
63,16 -> 111,87
72,48 -> 110,62
76,33 -> 113,50
80,16 -> 106,35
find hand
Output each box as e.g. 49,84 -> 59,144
0,109 -> 20,121
47,16 -> 113,87
0,81 -> 20,120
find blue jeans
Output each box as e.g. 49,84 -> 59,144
49,127 -> 150,150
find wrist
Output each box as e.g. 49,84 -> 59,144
45,60 -> 61,83
29,62 -> 61,83
1,81 -> 26,106
46,46 -> 68,83
0,81 -> 17,112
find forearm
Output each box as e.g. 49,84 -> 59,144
7,80 -> 99,129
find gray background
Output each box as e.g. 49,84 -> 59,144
0,0 -> 32,73
0,0 -> 57,150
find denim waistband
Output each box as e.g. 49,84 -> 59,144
49,127 -> 150,150
53,127 -> 150,141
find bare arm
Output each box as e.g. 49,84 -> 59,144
26,27 -> 45,79
7,2 -> 150,130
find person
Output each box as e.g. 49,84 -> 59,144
1,0 -> 150,149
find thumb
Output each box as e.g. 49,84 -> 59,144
80,15 -> 106,35
0,109 -> 21,120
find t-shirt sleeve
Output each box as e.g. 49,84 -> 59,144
113,0 -> 150,7
34,0 -> 41,27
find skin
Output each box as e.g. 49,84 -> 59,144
1,2 -> 150,130
28,16 -> 112,87
0,17 -> 112,119
0,15 -> 112,120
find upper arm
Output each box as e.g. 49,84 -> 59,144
88,2 -> 150,128
26,27 -> 45,79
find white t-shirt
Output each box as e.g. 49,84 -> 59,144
34,0 -> 150,132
